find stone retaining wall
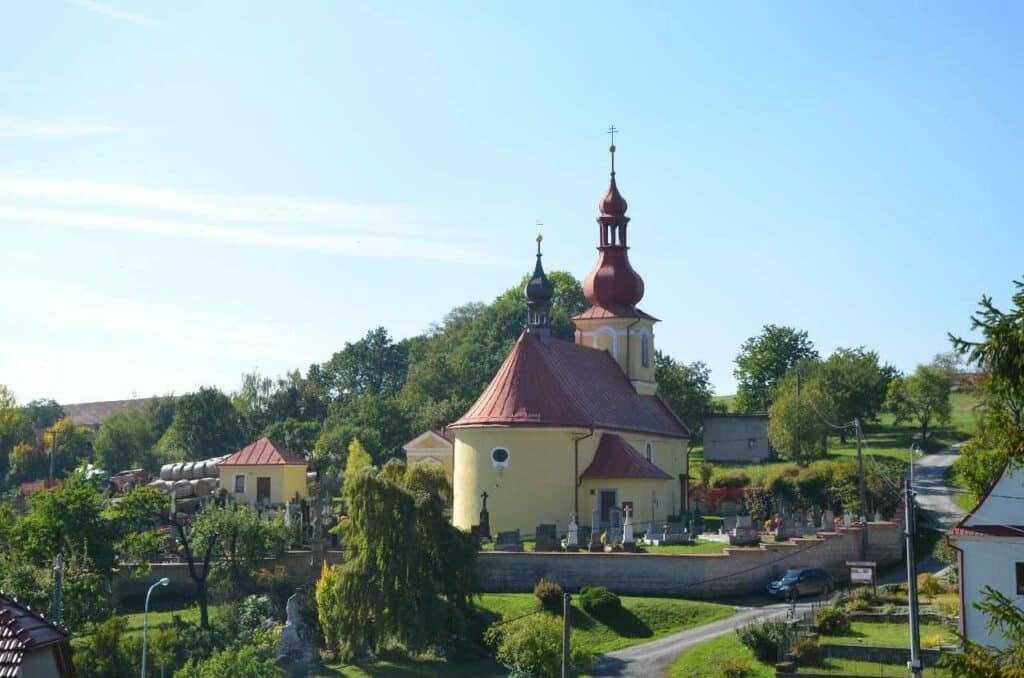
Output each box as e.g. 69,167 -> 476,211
819,644 -> 944,667
477,523 -> 903,598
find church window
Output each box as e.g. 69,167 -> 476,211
645,442 -> 653,461
641,334 -> 650,368
490,447 -> 510,468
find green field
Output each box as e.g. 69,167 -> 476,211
669,633 -> 773,678
326,593 -> 735,676
692,392 -> 979,485
820,621 -> 955,648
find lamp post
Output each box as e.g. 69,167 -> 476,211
141,577 -> 170,678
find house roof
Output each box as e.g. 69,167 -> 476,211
0,592 -> 70,678
219,437 -> 306,466
580,433 -> 673,480
60,397 -> 164,428
449,332 -> 689,439
402,429 -> 454,453
950,461 -> 1024,539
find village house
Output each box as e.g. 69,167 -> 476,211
702,413 -> 772,463
218,436 -> 309,508
0,592 -> 76,678
408,144 -> 691,535
948,461 -> 1024,649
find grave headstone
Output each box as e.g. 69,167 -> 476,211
730,513 -> 759,546
609,507 -> 623,544
590,510 -> 603,552
494,529 -> 523,552
622,506 -> 635,551
478,491 -> 491,541
843,511 -> 853,528
823,509 -> 835,529
566,514 -> 579,552
535,523 -> 560,551
723,515 -> 738,531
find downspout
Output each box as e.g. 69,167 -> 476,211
573,428 -> 595,520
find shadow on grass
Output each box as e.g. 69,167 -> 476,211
588,606 -> 653,639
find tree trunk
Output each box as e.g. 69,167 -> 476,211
197,580 -> 209,629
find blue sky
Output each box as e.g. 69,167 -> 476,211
2,1 -> 1022,404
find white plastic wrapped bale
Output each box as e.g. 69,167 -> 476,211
184,462 -> 199,479
171,463 -> 186,481
193,478 -> 218,497
149,479 -> 173,492
171,479 -> 194,498
159,464 -> 175,481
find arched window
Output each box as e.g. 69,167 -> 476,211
641,334 -> 650,368
645,442 -> 653,461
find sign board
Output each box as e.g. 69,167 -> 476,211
846,561 -> 877,589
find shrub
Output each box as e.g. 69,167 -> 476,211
713,471 -> 751,489
845,598 -> 872,612
485,615 -> 592,677
736,619 -> 793,663
696,461 -> 715,487
579,586 -> 621,617
790,636 -> 825,667
936,596 -> 960,618
815,607 -> 850,635
722,659 -> 753,678
851,587 -> 882,605
922,633 -> 946,649
533,578 -> 564,613
917,573 -> 943,597
174,644 -> 279,678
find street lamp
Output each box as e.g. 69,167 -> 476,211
141,577 -> 170,678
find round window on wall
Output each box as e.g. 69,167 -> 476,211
491,447 -> 510,468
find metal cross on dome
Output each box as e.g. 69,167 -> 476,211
607,124 -> 619,173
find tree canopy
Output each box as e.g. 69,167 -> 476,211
767,361 -> 837,464
884,361 -> 952,446
734,324 -> 819,413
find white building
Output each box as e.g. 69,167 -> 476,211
949,463 -> 1024,649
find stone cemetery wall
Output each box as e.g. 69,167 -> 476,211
476,523 -> 903,598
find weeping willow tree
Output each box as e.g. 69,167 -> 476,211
317,458 -> 477,660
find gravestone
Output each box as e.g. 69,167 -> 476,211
723,515 -> 738,532
775,515 -> 798,540
590,510 -> 603,552
478,491 -> 491,541
843,511 -> 853,528
276,593 -> 314,672
535,523 -> 560,551
823,509 -> 835,529
494,529 -> 523,552
622,506 -> 636,551
608,507 -> 623,544
566,514 -> 579,552
730,514 -> 760,546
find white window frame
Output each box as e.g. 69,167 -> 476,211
233,473 -> 246,494
490,446 -> 511,469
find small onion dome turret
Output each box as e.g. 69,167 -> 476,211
524,234 -> 554,310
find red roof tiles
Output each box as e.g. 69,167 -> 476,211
580,434 -> 673,480
573,305 -> 659,321
948,525 -> 1024,538
220,437 -> 306,466
449,332 -> 689,439
0,593 -> 72,678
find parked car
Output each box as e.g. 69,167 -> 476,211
767,567 -> 833,599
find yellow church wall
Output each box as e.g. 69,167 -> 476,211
453,427 -> 584,534
453,426 -> 689,534
579,477 -> 673,527
572,317 -> 658,393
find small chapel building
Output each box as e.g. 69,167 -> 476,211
437,145 -> 691,535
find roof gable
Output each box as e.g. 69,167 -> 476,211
220,437 -> 306,466
402,430 -> 454,453
580,433 -> 672,480
449,332 -> 689,438
951,462 -> 1024,538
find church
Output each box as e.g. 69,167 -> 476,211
406,143 -> 691,535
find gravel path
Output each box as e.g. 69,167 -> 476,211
912,443 -> 966,529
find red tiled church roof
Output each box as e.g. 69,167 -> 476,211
0,593 -> 72,678
449,331 -> 689,439
220,437 -> 306,466
573,305 -> 659,321
580,433 -> 673,480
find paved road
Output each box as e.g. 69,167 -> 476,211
912,443 -> 966,529
589,600 -> 819,677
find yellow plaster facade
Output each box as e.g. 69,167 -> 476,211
573,317 -> 658,396
452,426 -> 687,534
219,464 -> 308,507
402,430 -> 454,484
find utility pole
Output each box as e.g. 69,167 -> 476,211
562,592 -> 572,678
51,554 -> 63,623
903,477 -> 923,678
855,418 -> 868,560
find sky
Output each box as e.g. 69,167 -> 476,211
1,1 -> 1023,404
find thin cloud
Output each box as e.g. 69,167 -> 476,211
0,113 -> 121,139
0,177 -> 494,264
72,0 -> 158,26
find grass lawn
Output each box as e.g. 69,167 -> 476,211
73,603 -> 224,647
797,657 -> 952,676
820,621 -> 955,648
328,593 -> 735,675
476,593 -> 735,655
669,633 -> 773,678
643,539 -> 743,555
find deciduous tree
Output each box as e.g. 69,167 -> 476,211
821,347 -> 898,442
734,325 -> 819,413
767,363 -> 836,464
655,353 -> 721,441
884,363 -> 952,446
158,387 -> 245,461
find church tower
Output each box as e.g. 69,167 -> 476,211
573,138 -> 659,395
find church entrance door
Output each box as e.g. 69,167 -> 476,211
598,489 -> 617,524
